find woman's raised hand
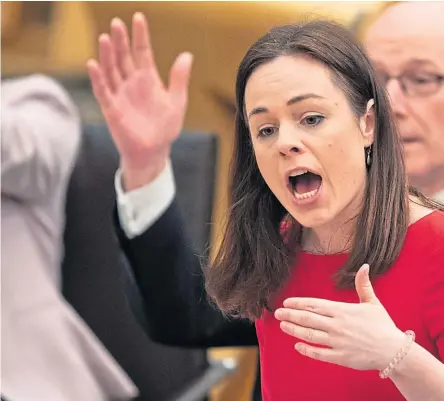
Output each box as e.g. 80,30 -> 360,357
87,12 -> 193,190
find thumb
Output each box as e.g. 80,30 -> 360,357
355,264 -> 379,304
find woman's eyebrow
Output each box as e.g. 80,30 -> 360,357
247,93 -> 326,120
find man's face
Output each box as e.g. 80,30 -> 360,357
364,2 -> 444,196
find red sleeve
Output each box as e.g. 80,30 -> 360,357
420,224 -> 444,361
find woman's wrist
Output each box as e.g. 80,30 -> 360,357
388,341 -> 421,380
379,330 -> 416,379
377,328 -> 410,373
120,155 -> 168,192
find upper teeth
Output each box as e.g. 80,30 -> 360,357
289,170 -> 309,177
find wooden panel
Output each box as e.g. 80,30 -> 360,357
1,2 -> 23,43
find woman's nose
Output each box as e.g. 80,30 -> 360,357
277,125 -> 301,156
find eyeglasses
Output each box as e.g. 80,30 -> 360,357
376,71 -> 444,97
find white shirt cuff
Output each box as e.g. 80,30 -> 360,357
115,160 -> 176,239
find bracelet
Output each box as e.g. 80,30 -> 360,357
379,330 -> 416,379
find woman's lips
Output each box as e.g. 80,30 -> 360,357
286,179 -> 323,206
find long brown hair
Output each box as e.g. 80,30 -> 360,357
205,20 -> 443,320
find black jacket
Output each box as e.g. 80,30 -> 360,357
115,199 -> 262,400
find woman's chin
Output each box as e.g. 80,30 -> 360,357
301,215 -> 333,229
287,206 -> 334,230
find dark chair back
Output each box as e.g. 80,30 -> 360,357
62,124 -> 218,401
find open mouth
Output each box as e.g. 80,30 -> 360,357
288,170 -> 323,201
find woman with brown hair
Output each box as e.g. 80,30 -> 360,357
205,20 -> 444,400
88,13 -> 444,401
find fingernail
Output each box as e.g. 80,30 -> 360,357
280,321 -> 289,332
111,17 -> 121,27
274,309 -> 283,319
182,52 -> 194,64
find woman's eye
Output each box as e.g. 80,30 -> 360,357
301,115 -> 325,127
258,126 -> 277,138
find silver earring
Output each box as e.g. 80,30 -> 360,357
366,146 -> 372,167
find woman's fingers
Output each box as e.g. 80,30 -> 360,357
98,34 -> 122,92
93,12 -> 192,114
86,59 -> 114,111
280,321 -> 331,347
168,52 -> 194,106
131,12 -> 156,71
110,17 -> 135,79
275,308 -> 333,332
294,342 -> 338,364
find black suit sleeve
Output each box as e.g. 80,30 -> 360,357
116,199 -> 258,348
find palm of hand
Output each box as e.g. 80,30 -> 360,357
109,72 -> 183,165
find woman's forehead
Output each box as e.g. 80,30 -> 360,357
245,57 -> 336,98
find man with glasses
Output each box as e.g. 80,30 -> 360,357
364,1 -> 444,201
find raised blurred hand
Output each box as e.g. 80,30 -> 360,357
87,13 -> 193,190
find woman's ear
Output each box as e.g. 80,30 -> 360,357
359,99 -> 375,147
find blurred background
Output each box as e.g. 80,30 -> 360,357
1,2 -> 386,401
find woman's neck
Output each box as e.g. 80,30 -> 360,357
301,218 -> 355,254
301,196 -> 364,255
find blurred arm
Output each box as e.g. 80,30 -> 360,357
1,75 -> 81,202
115,169 -> 258,347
